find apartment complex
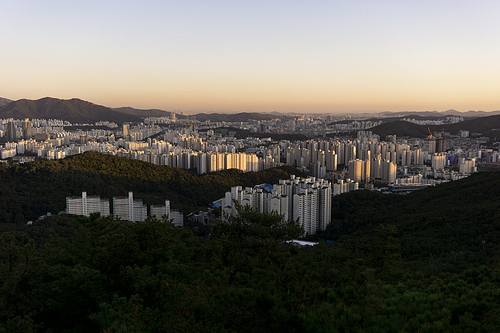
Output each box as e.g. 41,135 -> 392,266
113,192 -> 147,222
224,175 -> 332,235
150,200 -> 183,226
66,192 -> 182,225
66,192 -> 110,217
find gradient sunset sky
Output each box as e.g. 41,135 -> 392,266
1,0 -> 499,113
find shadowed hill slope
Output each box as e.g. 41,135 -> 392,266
0,97 -> 12,107
113,106 -> 173,118
0,151 -> 303,222
0,97 -> 142,124
370,114 -> 500,139
1,168 -> 500,332
195,112 -> 277,122
321,171 -> 500,275
369,121 -> 430,138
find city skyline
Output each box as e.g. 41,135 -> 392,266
2,1 -> 500,113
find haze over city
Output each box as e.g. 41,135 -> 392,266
2,0 -> 500,113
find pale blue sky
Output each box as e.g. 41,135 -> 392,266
1,0 -> 499,113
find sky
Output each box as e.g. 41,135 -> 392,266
1,0 -> 500,114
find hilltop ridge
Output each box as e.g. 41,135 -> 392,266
0,97 -> 12,107
369,114 -> 500,139
113,106 -> 175,118
1,153 -> 499,332
0,97 -> 142,124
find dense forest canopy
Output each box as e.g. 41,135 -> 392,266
0,151 -> 304,223
1,195 -> 500,332
1,153 -> 500,331
321,171 -> 500,275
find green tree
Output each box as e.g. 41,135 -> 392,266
372,224 -> 404,282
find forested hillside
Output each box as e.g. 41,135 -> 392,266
195,112 -> 276,122
216,126 -> 308,141
0,98 -> 143,124
0,97 -> 11,107
0,151 -> 303,223
1,168 -> 500,331
370,114 -> 500,140
320,171 -> 500,275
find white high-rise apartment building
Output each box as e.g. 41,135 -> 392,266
459,158 -> 476,174
66,192 -> 110,217
224,176 -> 332,235
432,153 -> 447,171
169,210 -> 184,226
368,157 -> 397,183
113,192 -> 147,222
151,200 -> 171,219
318,185 -> 332,231
122,123 -> 130,137
333,179 -> 358,196
150,200 -> 183,226
381,160 -> 397,183
348,159 -> 371,183
293,188 -> 319,235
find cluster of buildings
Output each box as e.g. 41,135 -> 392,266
402,116 -> 464,125
279,133 -> 404,186
3,111 -> 500,235
222,176 -> 331,235
1,118 -> 33,142
328,120 -> 383,132
210,115 -> 382,135
2,116 -> 494,202
0,118 -> 76,141
65,191 -> 183,226
1,117 -> 491,185
4,114 -> 500,230
1,118 -> 283,174
0,118 -> 160,159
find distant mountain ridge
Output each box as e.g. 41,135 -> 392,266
113,107 -> 176,118
0,97 -> 142,124
370,114 -> 500,139
380,109 -> 500,118
369,121 -> 430,138
0,97 -> 12,107
1,96 -> 499,123
195,112 -> 277,122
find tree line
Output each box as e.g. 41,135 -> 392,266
0,151 -> 304,223
1,154 -> 500,331
1,200 -> 499,332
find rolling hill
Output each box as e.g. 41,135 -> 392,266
380,109 -> 500,118
216,126 -> 308,141
370,114 -> 500,140
322,170 -> 500,275
1,158 -> 500,332
195,112 -> 278,122
369,121 -> 430,138
113,106 -> 175,118
0,97 -> 142,124
0,97 -> 12,107
0,151 -> 303,222
436,114 -> 500,134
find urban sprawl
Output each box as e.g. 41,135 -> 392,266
1,114 -> 496,235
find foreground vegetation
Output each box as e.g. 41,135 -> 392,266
0,151 -> 303,222
320,171 -> 500,276
2,171 -> 500,332
1,152 -> 500,331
